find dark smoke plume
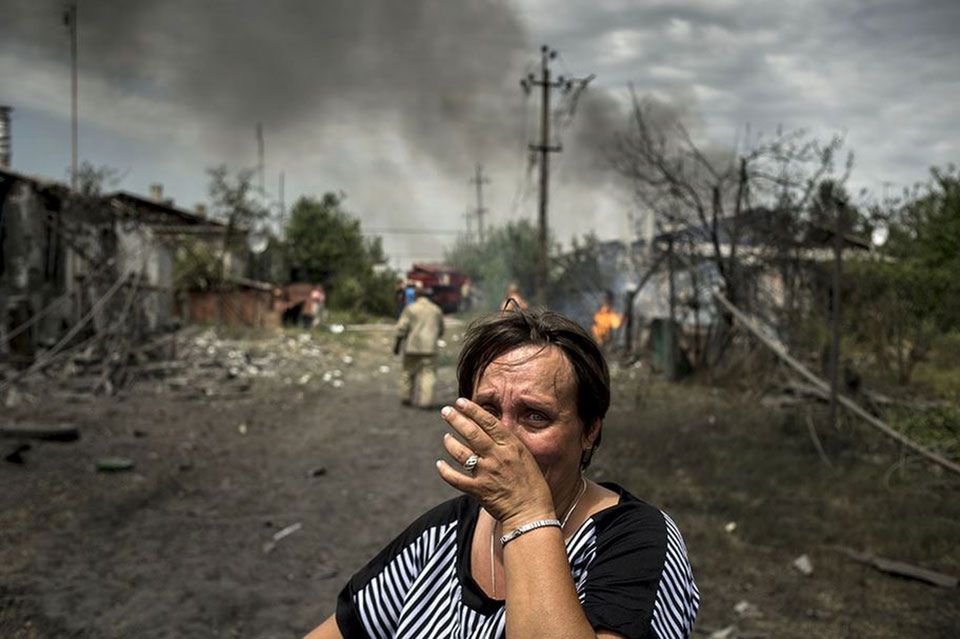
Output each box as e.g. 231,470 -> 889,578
1,0 -> 530,163
2,0 -> 653,254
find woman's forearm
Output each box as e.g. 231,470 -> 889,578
502,526 -> 598,639
304,614 -> 342,639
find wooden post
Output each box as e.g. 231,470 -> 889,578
828,200 -> 845,429
667,237 -> 678,380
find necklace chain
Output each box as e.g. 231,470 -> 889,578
488,476 -> 587,598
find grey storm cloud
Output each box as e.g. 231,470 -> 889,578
0,0 -> 533,164
3,0 -> 957,260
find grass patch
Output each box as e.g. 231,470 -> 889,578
597,378 -> 960,638
888,404 -> 960,459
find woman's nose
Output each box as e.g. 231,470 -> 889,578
499,413 -> 521,433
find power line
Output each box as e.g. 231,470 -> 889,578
362,227 -> 461,236
508,60 -> 536,221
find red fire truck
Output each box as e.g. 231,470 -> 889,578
405,263 -> 469,313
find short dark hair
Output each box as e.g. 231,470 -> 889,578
457,308 -> 610,467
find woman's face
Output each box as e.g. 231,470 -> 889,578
472,344 -> 596,495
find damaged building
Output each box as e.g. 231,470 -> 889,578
0,166 -> 227,364
552,208 -> 871,374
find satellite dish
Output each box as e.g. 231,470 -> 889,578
871,225 -> 889,248
247,231 -> 269,255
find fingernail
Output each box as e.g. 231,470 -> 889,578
455,397 -> 467,408
440,406 -> 452,417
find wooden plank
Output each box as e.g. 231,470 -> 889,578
834,546 -> 958,589
0,421 -> 80,442
711,291 -> 960,476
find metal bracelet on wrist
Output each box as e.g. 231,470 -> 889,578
499,518 -> 562,547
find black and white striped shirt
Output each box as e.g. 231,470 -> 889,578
336,482 -> 699,639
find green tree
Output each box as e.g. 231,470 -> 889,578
173,166 -> 269,292
285,193 -> 395,316
206,165 -> 270,282
444,220 -> 547,310
889,165 -> 960,329
846,165 -> 960,384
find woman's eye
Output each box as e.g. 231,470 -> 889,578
527,411 -> 549,424
482,405 -> 501,418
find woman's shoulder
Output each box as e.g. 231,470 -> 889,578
402,494 -> 475,535
589,481 -> 686,541
348,495 -> 475,581
584,481 -> 696,586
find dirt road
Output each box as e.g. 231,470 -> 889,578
2,325 -> 958,638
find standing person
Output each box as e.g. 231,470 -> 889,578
310,286 -> 326,327
394,286 -> 445,408
301,287 -> 317,329
306,308 -> 698,639
405,282 -> 417,307
592,289 -> 623,348
501,282 -> 528,311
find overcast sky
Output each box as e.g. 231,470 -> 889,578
2,0 -> 957,270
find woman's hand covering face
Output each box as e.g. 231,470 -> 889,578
438,397 -> 554,526
437,345 -> 591,527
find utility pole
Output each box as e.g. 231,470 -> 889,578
828,198 -> 847,430
521,45 -> 587,306
278,170 -> 285,234
256,122 -> 265,196
64,2 -> 78,190
469,163 -> 490,243
667,237 -> 678,380
463,205 -> 474,243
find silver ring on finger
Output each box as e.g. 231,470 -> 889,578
463,454 -> 480,473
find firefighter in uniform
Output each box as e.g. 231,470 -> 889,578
394,285 -> 445,408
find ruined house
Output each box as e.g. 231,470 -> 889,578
553,209 -> 872,364
0,166 -> 226,361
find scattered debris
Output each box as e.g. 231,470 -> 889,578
831,546 -> 959,588
0,421 -> 80,442
263,522 -> 302,554
724,521 -> 738,534
793,553 -> 814,576
805,408 -> 833,468
2,387 -> 25,408
309,466 -> 327,477
329,324 -> 345,334
311,566 -> 339,580
4,443 -> 30,464
2,317 -> 403,405
95,457 -> 135,472
714,292 -> 960,477
702,627 -> 768,639
734,600 -> 761,618
237,423 -> 248,435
